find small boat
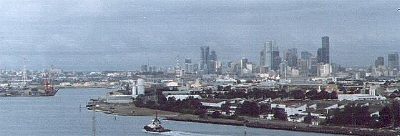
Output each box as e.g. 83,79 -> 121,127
144,113 -> 171,133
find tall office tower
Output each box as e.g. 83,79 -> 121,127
272,46 -> 281,71
209,50 -> 218,74
317,48 -> 323,63
374,57 -> 384,67
300,51 -> 312,76
264,41 -> 273,69
321,36 -> 330,64
388,52 -> 399,70
260,49 -> 265,67
141,65 -> 148,72
240,58 -> 248,71
260,41 -> 280,71
285,48 -> 298,68
200,46 -> 210,73
184,58 -> 192,73
301,51 -> 312,60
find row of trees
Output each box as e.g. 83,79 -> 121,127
213,87 -> 338,100
327,101 -> 400,128
135,91 -> 206,115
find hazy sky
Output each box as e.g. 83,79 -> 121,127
0,0 -> 399,71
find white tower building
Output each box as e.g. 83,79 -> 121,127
131,81 -> 137,98
137,78 -> 145,95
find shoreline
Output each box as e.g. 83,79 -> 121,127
164,114 -> 398,136
90,102 -> 398,136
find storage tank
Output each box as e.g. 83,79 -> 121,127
137,78 -> 145,95
131,81 -> 137,97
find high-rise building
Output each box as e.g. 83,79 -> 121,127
272,46 -> 281,71
318,36 -> 330,64
141,65 -> 148,72
184,58 -> 193,73
200,46 -> 210,72
200,46 -> 218,74
240,58 -> 248,70
374,57 -> 384,67
388,52 -> 399,70
301,51 -> 312,60
260,41 -> 280,71
300,51 -> 313,77
209,50 -> 218,74
285,48 -> 298,68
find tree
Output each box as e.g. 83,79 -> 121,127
378,106 -> 392,127
211,111 -> 222,118
304,112 -> 313,124
236,101 -> 260,117
273,108 -> 287,121
291,90 -> 305,99
392,101 -> 400,127
221,102 -> 231,115
329,104 -> 372,126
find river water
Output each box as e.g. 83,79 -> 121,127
0,88 -> 338,136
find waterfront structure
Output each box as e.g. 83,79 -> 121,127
317,36 -> 330,64
131,78 -> 145,98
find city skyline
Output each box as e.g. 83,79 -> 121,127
0,0 -> 400,71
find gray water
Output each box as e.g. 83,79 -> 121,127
0,88 -> 338,136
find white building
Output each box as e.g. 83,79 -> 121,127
271,103 -> 307,116
338,84 -> 386,101
318,63 -> 332,77
131,78 -> 145,98
337,94 -> 386,101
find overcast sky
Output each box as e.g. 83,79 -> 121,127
0,0 -> 399,71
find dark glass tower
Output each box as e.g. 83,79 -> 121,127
200,46 -> 210,73
321,36 -> 330,64
388,53 -> 399,70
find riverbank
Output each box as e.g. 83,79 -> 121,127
165,114 -> 398,136
90,102 -> 179,117
89,102 -> 398,136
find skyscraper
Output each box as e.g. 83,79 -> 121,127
388,52 -> 399,70
184,58 -> 193,73
317,48 -> 323,63
321,36 -> 330,64
301,51 -> 312,60
200,46 -> 218,74
285,48 -> 298,68
209,50 -> 218,74
374,57 -> 384,67
272,46 -> 281,71
200,46 -> 210,73
260,41 -> 280,71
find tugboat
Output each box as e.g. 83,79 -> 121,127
143,113 -> 171,133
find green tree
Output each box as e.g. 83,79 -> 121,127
378,106 -> 392,127
392,101 -> 400,127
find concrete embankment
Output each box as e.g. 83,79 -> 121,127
89,102 -> 179,117
165,114 -> 398,136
